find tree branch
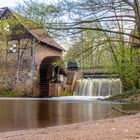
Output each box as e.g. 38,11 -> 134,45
46,26 -> 139,39
122,0 -> 134,8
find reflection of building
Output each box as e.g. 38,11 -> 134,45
0,7 -> 65,96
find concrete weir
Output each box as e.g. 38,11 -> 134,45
74,78 -> 122,96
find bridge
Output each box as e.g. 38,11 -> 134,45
79,67 -> 118,78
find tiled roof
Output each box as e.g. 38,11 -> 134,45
29,29 -> 64,51
0,7 -> 6,18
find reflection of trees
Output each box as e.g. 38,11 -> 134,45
37,100 -> 77,127
0,100 -> 39,132
121,103 -> 140,111
0,100 -> 139,132
37,101 -> 62,127
37,100 -> 119,126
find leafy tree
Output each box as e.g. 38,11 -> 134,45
18,0 -> 61,36
0,17 -> 19,65
21,0 -> 140,91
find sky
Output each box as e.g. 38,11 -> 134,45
0,0 -> 53,8
0,0 -> 23,8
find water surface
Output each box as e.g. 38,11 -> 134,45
0,97 -> 139,132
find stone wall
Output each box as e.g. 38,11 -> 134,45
65,71 -> 83,93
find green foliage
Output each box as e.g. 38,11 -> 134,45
20,0 -> 60,25
109,42 -> 140,90
60,92 -> 73,96
0,18 -> 12,41
0,91 -> 21,97
64,30 -> 115,73
52,58 -> 65,68
0,83 -> 19,97
0,82 -> 32,97
64,30 -> 96,66
64,28 -> 140,91
107,88 -> 140,100
17,0 -> 140,91
0,16 -> 25,41
13,12 -> 43,29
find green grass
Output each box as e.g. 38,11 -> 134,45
107,88 -> 140,100
60,92 -> 73,96
0,91 -> 21,97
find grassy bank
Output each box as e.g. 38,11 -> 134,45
0,91 -> 21,97
0,90 -> 32,97
107,89 -> 140,103
0,82 -> 32,97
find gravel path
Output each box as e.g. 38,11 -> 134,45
0,113 -> 140,140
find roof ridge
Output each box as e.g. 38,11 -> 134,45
0,7 -> 8,19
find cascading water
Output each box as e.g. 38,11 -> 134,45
74,78 -> 122,96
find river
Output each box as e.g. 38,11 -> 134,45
0,97 -> 139,132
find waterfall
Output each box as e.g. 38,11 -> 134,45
74,78 -> 122,96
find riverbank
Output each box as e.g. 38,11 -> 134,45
106,89 -> 140,103
0,113 -> 140,140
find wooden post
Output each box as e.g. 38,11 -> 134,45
17,39 -> 20,60
31,38 -> 36,95
5,40 -> 8,68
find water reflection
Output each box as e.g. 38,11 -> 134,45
0,99 -> 139,132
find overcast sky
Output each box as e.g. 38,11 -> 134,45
0,0 -> 23,8
0,0 -> 54,8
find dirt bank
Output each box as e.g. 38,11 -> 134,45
0,113 -> 140,140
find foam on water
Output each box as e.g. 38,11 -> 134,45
52,96 -> 109,101
0,96 -> 109,101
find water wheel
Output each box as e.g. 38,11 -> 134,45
39,56 -> 60,97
